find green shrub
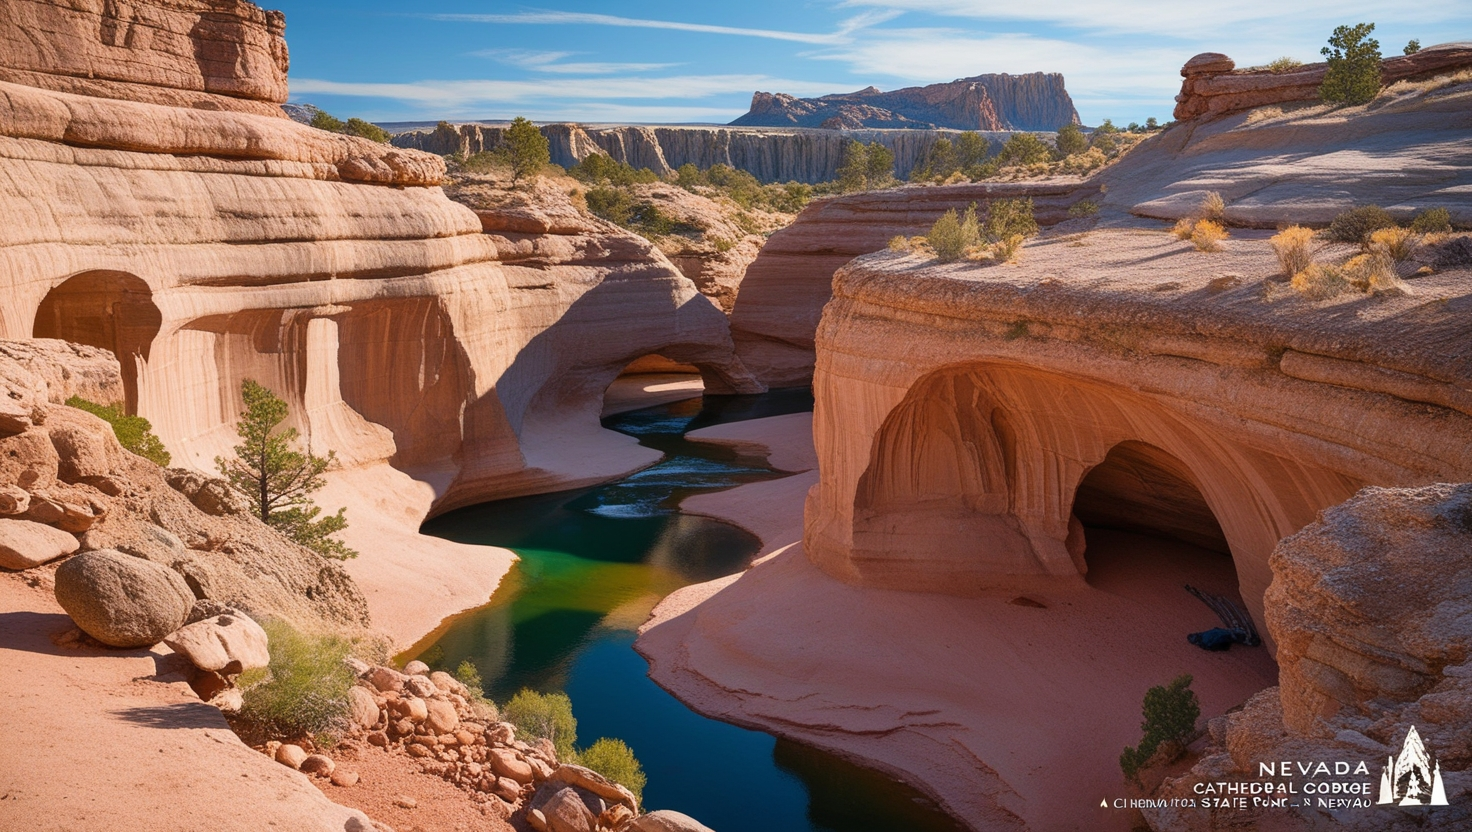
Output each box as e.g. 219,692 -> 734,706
502,116 -> 550,184
1327,205 -> 1397,244
1119,674 -> 1200,784
1055,124 -> 1087,156
837,141 -> 894,192
460,151 -> 507,174
995,133 -> 1055,167
984,198 -> 1039,242
1404,39 -> 1421,55
65,396 -> 170,466
1410,207 -> 1452,234
309,110 -> 345,133
1267,57 -> 1303,72
586,186 -> 635,226
1068,199 -> 1100,218
504,689 -> 577,761
927,205 -> 979,262
239,620 -> 354,741
954,131 -> 990,172
342,118 -> 390,144
1319,23 -> 1382,105
578,738 -> 647,802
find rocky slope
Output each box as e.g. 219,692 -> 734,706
1141,483 -> 1472,831
391,121 -> 1023,184
0,339 -> 369,631
731,73 -> 1080,131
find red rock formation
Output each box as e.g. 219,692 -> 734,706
1174,42 -> 1472,121
732,73 -> 1079,131
730,181 -> 1088,386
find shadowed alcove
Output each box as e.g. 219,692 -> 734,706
33,271 -> 162,412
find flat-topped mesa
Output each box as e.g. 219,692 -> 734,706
804,236 -> 1472,640
2,0 -> 756,529
1174,41 -> 1472,121
731,73 -> 1080,131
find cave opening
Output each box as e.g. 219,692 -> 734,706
602,354 -> 705,418
33,271 -> 162,413
1071,441 -> 1240,602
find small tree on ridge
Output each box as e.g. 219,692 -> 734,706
502,116 -> 550,184
1319,23 -> 1382,105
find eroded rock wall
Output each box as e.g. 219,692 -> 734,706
0,0 -> 756,522
805,242 -> 1472,638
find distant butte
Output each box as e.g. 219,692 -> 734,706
729,73 -> 1081,131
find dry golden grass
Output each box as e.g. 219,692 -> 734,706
1171,218 -> 1196,241
1369,226 -> 1416,261
991,234 -> 1025,263
1198,192 -> 1226,222
1270,226 -> 1315,276
1291,264 -> 1353,299
888,235 -> 911,251
1190,220 -> 1229,252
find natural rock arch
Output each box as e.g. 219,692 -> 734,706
1071,440 -> 1231,557
33,270 -> 162,412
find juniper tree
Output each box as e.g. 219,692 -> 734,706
502,116 -> 550,184
216,379 -> 356,559
1320,23 -> 1382,105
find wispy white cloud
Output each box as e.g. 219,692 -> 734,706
426,9 -> 901,44
290,74 -> 842,106
835,0 -> 1469,39
470,48 -> 679,74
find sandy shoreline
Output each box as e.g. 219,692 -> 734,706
641,413 -> 1280,831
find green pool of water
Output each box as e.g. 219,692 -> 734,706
411,390 -> 965,832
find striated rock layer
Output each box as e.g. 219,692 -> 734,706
732,73 -> 1080,131
730,181 -> 1090,386
0,0 -> 760,531
806,237 -> 1472,638
391,122 -> 1026,184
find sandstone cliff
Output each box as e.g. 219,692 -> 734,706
391,121 -> 1023,184
0,0 -> 759,531
731,74 -> 1080,131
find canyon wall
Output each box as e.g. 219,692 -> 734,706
0,0 -> 758,527
730,181 -> 1090,387
390,122 -> 1027,184
731,73 -> 1080,131
806,240 -> 1472,638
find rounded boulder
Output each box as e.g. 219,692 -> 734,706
54,549 -> 193,647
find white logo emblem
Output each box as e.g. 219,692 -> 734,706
1378,726 -> 1448,806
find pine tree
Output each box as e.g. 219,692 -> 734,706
1319,23 -> 1382,105
502,116 -> 550,184
865,143 -> 895,187
836,140 -> 870,192
216,380 -> 356,560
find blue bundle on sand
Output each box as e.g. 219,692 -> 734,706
1184,584 -> 1261,651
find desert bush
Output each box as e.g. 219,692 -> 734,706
991,234 -> 1026,263
452,660 -> 499,721
1319,23 -> 1382,105
1267,57 -> 1304,72
577,738 -> 647,802
1171,218 -> 1196,241
505,689 -> 578,761
1327,205 -> 1397,244
1120,674 -> 1200,784
995,133 -> 1056,168
1291,263 -> 1354,298
1055,123 -> 1088,157
342,118 -> 391,144
1068,199 -> 1100,218
239,620 -> 354,741
1270,226 -> 1315,276
65,396 -> 171,466
1343,250 -> 1402,292
927,207 -> 977,262
888,235 -> 911,251
585,186 -> 635,226
1198,191 -> 1226,222
983,198 -> 1038,242
1190,220 -> 1229,252
1410,207 -> 1452,234
459,151 -> 506,175
309,110 -> 345,133
1369,227 -> 1416,261
1404,39 -> 1421,55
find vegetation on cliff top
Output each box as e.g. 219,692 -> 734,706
903,197 -> 1039,264
1320,23 -> 1383,105
216,380 -> 357,560
65,396 -> 170,466
308,108 -> 392,144
237,619 -> 355,743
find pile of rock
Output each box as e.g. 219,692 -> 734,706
268,659 -> 710,831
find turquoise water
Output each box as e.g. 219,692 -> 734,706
412,390 -> 965,832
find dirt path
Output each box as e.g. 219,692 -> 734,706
0,574 -> 375,832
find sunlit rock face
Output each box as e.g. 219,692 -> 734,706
804,244 -> 1472,640
0,0 -> 757,514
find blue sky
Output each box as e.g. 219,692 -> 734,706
276,1 -> 1472,127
